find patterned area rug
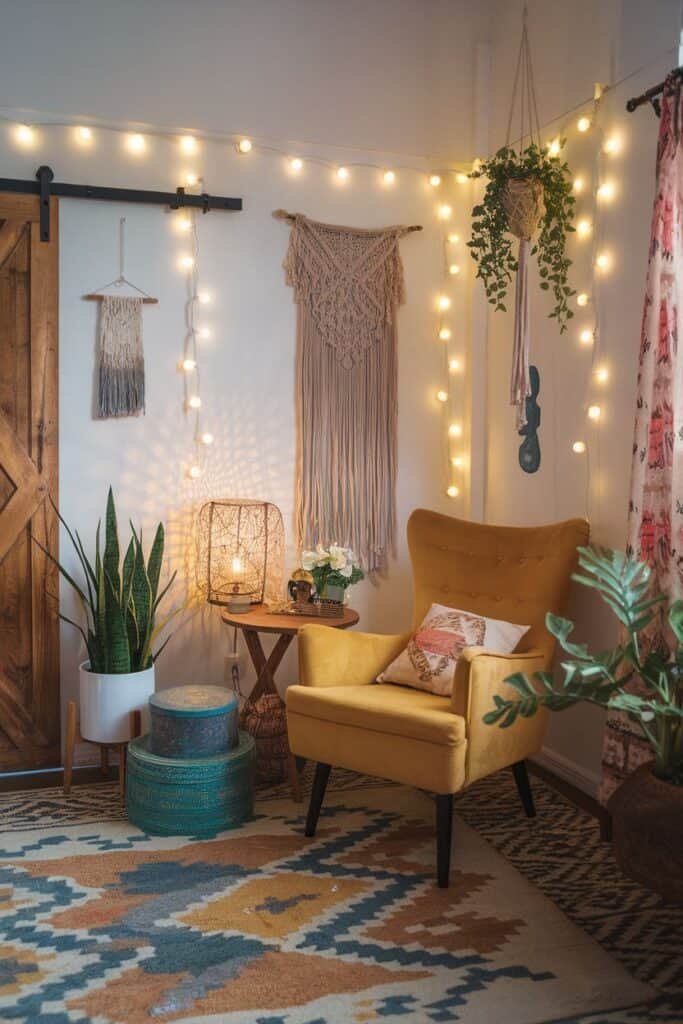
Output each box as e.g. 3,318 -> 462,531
0,777 -> 656,1024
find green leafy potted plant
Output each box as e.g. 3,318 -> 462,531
484,545 -> 683,901
38,488 -> 178,744
468,143 -> 576,330
301,544 -> 363,603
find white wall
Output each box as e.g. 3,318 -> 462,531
0,0 -> 486,743
481,0 -> 682,793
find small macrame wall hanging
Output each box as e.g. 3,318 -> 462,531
275,209 -> 421,575
468,7 -> 575,429
84,217 -> 157,418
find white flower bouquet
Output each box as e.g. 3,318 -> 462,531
301,544 -> 363,600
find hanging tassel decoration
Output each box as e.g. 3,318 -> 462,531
97,295 -> 145,418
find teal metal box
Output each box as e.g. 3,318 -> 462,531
126,731 -> 255,836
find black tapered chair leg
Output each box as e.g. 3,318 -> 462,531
512,760 -> 536,818
305,762 -> 331,837
436,793 -> 454,888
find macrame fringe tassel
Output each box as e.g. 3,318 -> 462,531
510,237 -> 532,428
97,295 -> 146,418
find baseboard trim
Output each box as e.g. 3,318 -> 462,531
532,746 -> 601,799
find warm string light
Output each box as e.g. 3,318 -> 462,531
178,209 -> 215,480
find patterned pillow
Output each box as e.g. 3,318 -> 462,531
377,603 -> 530,696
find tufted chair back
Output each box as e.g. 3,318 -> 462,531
407,509 -> 589,668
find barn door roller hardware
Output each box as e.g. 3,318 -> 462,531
0,166 -> 243,241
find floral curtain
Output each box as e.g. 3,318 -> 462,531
601,75 -> 683,803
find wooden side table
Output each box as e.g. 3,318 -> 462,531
221,604 -> 359,802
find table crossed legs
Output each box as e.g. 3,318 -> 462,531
241,628 -> 302,802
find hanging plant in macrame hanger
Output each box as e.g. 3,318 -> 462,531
467,7 -> 575,428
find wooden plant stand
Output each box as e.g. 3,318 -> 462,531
63,702 -> 142,799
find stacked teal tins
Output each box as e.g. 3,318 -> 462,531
126,685 -> 254,836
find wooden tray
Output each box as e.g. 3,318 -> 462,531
267,600 -> 345,619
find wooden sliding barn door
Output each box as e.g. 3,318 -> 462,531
0,193 -> 60,771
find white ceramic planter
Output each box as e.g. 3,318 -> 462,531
79,662 -> 155,743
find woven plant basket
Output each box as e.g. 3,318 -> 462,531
240,692 -> 288,783
502,177 -> 546,240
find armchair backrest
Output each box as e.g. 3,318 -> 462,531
407,509 -> 589,668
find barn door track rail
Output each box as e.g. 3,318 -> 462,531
0,165 -> 243,242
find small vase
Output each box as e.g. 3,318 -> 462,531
321,583 -> 345,604
79,662 -> 155,744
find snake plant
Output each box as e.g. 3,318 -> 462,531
37,487 -> 178,673
484,545 -> 683,785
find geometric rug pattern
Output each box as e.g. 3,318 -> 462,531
0,781 -> 654,1024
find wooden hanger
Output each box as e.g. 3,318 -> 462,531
84,217 -> 158,304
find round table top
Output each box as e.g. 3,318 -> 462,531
221,602 -> 359,634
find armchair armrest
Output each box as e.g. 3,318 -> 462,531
452,647 -> 547,785
298,624 -> 409,687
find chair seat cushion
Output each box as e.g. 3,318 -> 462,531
285,683 -> 465,747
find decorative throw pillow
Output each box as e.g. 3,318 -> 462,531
377,603 -> 530,696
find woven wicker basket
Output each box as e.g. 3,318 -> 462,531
502,177 -> 546,240
240,692 -> 289,782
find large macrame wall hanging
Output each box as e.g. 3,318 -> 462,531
275,210 -> 420,574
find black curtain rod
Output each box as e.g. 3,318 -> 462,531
0,165 -> 242,241
626,65 -> 683,115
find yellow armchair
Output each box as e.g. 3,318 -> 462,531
286,508 -> 589,887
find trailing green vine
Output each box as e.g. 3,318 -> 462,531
468,143 -> 576,331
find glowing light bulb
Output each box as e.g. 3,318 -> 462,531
449,358 -> 461,372
429,174 -> 441,187
451,456 -> 464,468
177,216 -> 192,232
438,203 -> 452,220
588,404 -> 601,421
448,264 -> 460,276
237,138 -> 252,153
188,395 -> 202,409
573,177 -> 584,193
447,485 -> 460,498
188,464 -> 202,479
383,170 -> 396,185
580,328 -> 594,345
603,134 -> 622,155
289,157 -> 303,171
438,295 -> 451,311
595,251 -> 611,271
447,233 -> 459,244
201,432 -> 214,445
577,292 -> 589,307
127,133 -> 145,153
437,389 -> 448,403
198,291 -> 211,304
577,218 -> 592,238
597,181 -> 615,201
185,172 -> 200,187
449,423 -> 462,437
197,326 -> 211,339
336,166 -> 350,181
455,172 -> 469,184
180,135 -> 197,154
577,116 -> 591,132
232,556 -> 242,574
439,327 -> 452,341
572,441 -> 587,454
14,124 -> 34,146
595,366 -> 609,383
76,126 -> 93,143
179,255 -> 195,270
182,358 -> 196,372
547,137 -> 562,157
